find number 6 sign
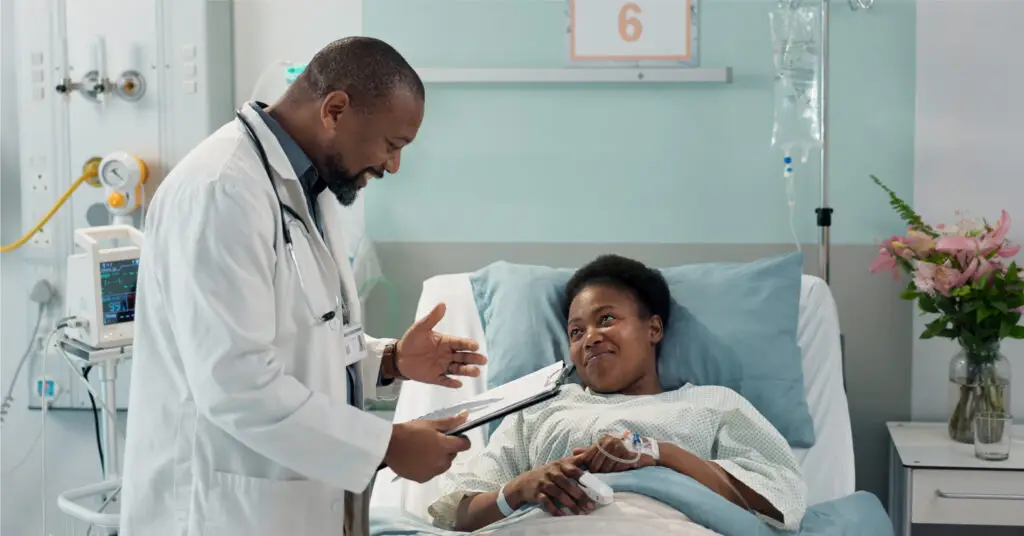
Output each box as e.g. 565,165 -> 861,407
569,0 -> 692,61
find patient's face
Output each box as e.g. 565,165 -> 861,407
566,284 -> 663,395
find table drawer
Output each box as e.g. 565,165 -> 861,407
911,469 -> 1024,526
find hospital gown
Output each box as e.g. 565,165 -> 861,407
428,383 -> 807,532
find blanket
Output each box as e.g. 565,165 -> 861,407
370,467 -> 892,536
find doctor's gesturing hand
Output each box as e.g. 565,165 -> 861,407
385,303 -> 488,388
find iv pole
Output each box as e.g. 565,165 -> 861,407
817,0 -> 832,285
816,0 -> 873,285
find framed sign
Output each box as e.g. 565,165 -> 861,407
569,0 -> 695,63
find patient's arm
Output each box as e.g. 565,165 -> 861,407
572,433 -> 783,521
687,388 -> 808,532
656,443 -> 783,521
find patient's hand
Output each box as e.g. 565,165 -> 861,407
572,434 -> 657,474
505,459 -> 595,517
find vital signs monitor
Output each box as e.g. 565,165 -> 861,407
65,225 -> 144,349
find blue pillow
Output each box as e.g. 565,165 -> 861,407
468,252 -> 815,448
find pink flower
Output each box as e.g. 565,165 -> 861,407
935,234 -> 977,254
936,210 -> 1021,259
870,236 -> 907,279
914,261 -> 972,296
997,243 -> 1021,258
905,230 -> 936,257
870,248 -> 899,280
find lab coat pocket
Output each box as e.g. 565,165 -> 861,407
202,471 -> 344,536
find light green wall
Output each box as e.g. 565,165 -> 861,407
363,0 -> 916,245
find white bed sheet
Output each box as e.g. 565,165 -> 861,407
370,273 -> 855,521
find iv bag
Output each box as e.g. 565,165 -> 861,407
770,3 -> 822,164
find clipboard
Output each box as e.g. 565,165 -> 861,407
376,362 -> 575,473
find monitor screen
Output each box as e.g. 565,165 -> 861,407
99,258 -> 139,326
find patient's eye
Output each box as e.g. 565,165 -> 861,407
569,326 -> 582,339
599,314 -> 615,324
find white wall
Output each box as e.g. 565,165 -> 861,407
912,1 -> 1024,422
0,2 -> 361,534
232,0 -> 362,106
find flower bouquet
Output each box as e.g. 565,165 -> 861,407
868,175 -> 1024,443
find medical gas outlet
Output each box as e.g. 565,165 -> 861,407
98,151 -> 149,216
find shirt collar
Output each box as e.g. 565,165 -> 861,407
249,102 -> 314,180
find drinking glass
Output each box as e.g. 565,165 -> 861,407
973,411 -> 1013,461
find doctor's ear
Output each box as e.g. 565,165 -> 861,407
320,91 -> 351,127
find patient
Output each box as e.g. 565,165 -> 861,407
428,254 -> 807,532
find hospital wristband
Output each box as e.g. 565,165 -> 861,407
496,485 -> 515,517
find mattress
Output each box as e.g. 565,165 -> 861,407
370,273 -> 855,520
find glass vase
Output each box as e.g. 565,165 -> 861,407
948,341 -> 1012,444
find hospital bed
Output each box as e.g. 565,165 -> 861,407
369,271 -> 892,535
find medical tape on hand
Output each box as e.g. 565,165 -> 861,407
591,430 -> 642,465
604,433 -> 755,514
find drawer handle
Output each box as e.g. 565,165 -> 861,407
936,489 -> 1024,501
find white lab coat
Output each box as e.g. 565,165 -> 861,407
119,104 -> 399,536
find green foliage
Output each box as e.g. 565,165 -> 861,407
869,175 -> 939,237
904,261 -> 1024,362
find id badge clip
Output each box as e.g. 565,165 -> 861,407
343,323 -> 367,366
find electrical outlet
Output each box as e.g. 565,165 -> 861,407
29,227 -> 51,248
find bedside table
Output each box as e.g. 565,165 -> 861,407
887,421 -> 1024,535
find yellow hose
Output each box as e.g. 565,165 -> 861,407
1,160 -> 100,253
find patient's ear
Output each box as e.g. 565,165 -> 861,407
648,315 -> 664,345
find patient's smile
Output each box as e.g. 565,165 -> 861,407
585,349 -> 614,367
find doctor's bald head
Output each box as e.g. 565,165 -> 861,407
278,37 -> 424,206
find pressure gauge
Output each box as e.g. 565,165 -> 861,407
99,151 -> 149,216
98,151 -> 148,191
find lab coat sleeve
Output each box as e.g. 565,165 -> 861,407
365,336 -> 402,401
163,177 -> 392,493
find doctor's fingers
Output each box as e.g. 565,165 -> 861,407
446,363 -> 482,378
443,433 -> 472,454
449,351 -> 488,366
444,336 -> 483,353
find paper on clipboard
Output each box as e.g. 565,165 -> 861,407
406,362 -> 566,429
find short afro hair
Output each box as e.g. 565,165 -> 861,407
563,254 -> 672,326
295,36 -> 424,110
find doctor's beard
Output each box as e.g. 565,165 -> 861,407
322,152 -> 384,206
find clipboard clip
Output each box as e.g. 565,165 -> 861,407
549,362 -> 577,388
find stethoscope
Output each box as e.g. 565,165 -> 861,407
235,110 -> 347,327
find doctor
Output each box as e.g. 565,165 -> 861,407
119,37 -> 486,536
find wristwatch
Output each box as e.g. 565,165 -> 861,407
383,342 -> 406,380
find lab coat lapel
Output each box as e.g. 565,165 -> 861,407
237,104 -> 297,184
317,192 -> 362,325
